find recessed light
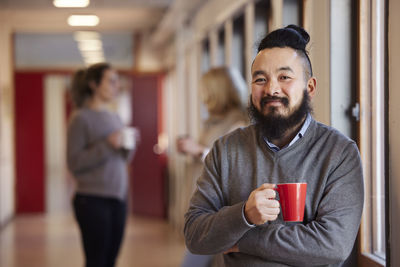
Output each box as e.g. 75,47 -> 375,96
84,56 -> 105,65
68,15 -> 99,27
78,41 -> 103,51
81,51 -> 105,58
53,0 -> 89,8
74,31 -> 101,41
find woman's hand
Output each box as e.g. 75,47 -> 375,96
176,136 -> 205,157
107,130 -> 123,149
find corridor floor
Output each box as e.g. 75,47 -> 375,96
0,213 -> 186,267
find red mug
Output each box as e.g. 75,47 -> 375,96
275,183 -> 307,222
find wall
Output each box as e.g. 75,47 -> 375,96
44,75 -> 70,214
135,32 -> 165,72
0,12 -> 15,228
389,0 -> 400,265
192,0 -> 249,40
303,0 -> 331,126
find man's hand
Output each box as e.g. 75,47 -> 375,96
244,183 -> 280,225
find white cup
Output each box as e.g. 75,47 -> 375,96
121,127 -> 139,150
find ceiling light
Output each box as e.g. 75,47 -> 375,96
68,15 -> 99,27
84,57 -> 105,65
83,54 -> 105,60
74,31 -> 101,41
82,51 -> 105,58
53,0 -> 89,8
78,41 -> 103,51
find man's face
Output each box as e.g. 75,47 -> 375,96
251,47 -> 315,118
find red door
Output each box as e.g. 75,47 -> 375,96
130,74 -> 167,218
14,72 -> 45,213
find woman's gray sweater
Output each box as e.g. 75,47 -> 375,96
67,108 -> 130,201
184,118 -> 364,266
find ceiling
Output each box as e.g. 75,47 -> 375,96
0,0 -> 177,69
0,0 -> 174,32
14,32 -> 135,69
0,0 -> 173,8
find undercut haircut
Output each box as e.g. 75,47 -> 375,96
257,25 -> 313,80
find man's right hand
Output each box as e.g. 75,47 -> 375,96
244,183 -> 280,225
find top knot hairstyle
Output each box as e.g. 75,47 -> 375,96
257,24 -> 313,79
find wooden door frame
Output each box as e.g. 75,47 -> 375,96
357,0 -> 388,266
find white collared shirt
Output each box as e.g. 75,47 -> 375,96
263,113 -> 312,152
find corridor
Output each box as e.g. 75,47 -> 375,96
0,0 -> 399,266
0,213 -> 185,267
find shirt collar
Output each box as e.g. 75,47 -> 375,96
264,113 -> 312,152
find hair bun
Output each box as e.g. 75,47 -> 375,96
285,24 -> 310,48
257,24 -> 310,53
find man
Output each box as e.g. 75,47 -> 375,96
184,25 -> 364,267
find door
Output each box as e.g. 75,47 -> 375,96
15,72 -> 45,213
130,74 -> 167,218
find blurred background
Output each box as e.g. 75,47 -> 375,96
0,0 -> 398,266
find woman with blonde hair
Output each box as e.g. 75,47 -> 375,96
177,66 -> 248,160
178,66 -> 248,267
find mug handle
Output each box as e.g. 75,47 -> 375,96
272,186 -> 279,200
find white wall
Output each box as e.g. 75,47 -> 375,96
44,75 -> 72,214
0,13 -> 15,228
389,0 -> 400,265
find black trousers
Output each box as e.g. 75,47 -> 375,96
73,194 -> 127,267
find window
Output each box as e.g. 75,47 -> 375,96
254,0 -> 269,52
358,0 -> 387,265
218,28 -> 225,66
282,0 -> 300,26
201,39 -> 210,73
232,14 -> 245,78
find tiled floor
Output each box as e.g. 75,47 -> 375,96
0,213 -> 186,267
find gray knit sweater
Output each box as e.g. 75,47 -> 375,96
67,108 -> 130,201
184,118 -> 364,266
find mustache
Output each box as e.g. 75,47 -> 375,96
260,96 -> 289,107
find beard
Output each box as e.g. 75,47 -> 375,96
248,90 -> 312,140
